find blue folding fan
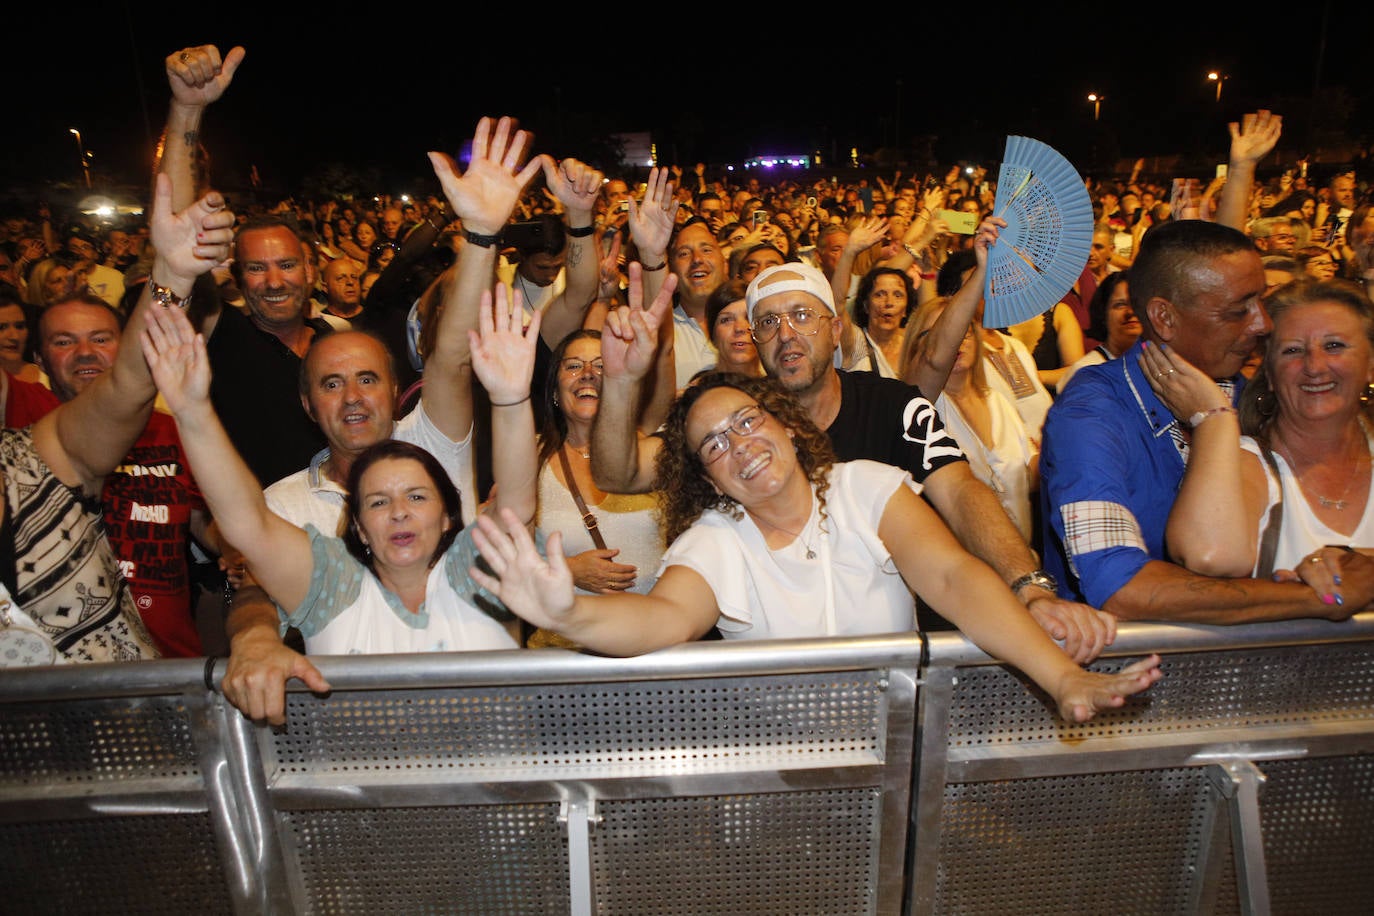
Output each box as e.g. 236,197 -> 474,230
982,136 -> 1094,329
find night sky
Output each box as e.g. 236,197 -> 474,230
8,3 -> 1371,211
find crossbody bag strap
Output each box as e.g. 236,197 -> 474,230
1255,446 -> 1284,580
556,445 -> 608,550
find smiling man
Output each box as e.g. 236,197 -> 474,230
667,217 -> 727,388
1040,218 -> 1374,623
36,293 -> 210,657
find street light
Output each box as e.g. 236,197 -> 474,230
69,127 -> 91,188
1087,93 -> 1103,121
1207,71 -> 1227,102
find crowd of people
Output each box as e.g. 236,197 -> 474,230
3,44 -> 1373,728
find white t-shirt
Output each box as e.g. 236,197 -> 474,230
1241,430 -> 1374,575
659,460 -> 919,639
285,525 -> 516,655
263,400 -> 477,534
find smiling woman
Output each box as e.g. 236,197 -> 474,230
141,283 -> 540,658
1149,278 -> 1374,588
533,329 -> 665,607
472,371 -> 1164,724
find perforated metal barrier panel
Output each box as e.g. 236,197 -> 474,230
911,619 -> 1374,916
5,620 -> 1374,915
0,636 -> 919,915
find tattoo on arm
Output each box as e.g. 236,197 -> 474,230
566,245 -> 584,269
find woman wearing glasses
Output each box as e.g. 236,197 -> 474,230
472,371 -> 1162,723
534,328 -> 665,598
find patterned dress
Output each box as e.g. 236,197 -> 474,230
0,428 -> 158,662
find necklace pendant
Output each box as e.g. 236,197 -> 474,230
1318,496 -> 1349,510
805,547 -> 816,560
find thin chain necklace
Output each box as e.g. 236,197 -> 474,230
1274,433 -> 1369,511
751,505 -> 819,559
564,441 -> 591,460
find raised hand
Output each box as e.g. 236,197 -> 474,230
973,215 -> 1006,268
470,508 -> 576,631
469,283 -> 540,407
428,116 -> 543,235
597,232 -> 625,301
140,296 -> 210,417
601,263 -> 677,382
541,156 -> 604,221
1228,110 -> 1283,167
149,172 -> 236,285
921,185 -> 947,215
628,167 -> 679,261
165,45 -> 245,108
847,216 -> 889,253
1053,654 -> 1162,723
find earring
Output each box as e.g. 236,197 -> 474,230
1363,383 -> 1374,404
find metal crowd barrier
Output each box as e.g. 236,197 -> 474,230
911,612 -> 1374,916
3,614 -> 1374,915
0,635 -> 920,915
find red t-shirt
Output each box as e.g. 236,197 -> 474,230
5,372 -> 60,428
101,412 -> 207,657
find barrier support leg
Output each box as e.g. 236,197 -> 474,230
560,796 -> 601,916
1196,761 -> 1271,916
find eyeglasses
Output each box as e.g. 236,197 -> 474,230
697,404 -> 768,465
560,358 -> 604,375
751,307 -> 825,343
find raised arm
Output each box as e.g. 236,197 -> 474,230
537,156 -> 604,345
589,265 -> 676,493
830,216 -> 887,340
1216,110 -> 1282,231
158,45 -> 245,212
469,284 -> 540,525
902,216 -> 997,396
34,174 -> 234,493
140,303 -> 315,614
425,116 -> 543,441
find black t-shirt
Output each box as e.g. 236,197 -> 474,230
206,306 -> 332,489
824,370 -> 966,483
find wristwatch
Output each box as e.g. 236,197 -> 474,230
147,281 -> 191,310
1009,570 -> 1058,598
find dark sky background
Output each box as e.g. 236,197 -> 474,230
7,2 -> 1371,211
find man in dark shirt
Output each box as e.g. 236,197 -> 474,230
203,216 -> 334,487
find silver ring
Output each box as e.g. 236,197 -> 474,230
1166,368 -> 1177,375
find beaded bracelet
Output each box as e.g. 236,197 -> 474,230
1188,405 -> 1237,428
